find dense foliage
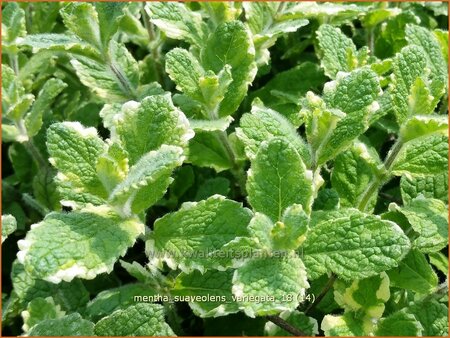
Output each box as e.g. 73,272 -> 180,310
2,1 -> 449,336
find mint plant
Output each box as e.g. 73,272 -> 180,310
2,2 -> 448,337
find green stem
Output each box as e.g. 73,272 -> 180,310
304,273 -> 337,315
357,140 -> 403,212
141,4 -> 163,84
24,139 -> 48,169
266,315 -> 307,336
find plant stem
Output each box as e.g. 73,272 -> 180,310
304,273 -> 337,315
357,139 -> 403,211
266,315 -> 308,336
24,139 -> 48,169
141,4 -> 163,84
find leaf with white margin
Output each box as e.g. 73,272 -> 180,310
2,3 -> 26,46
316,24 -> 358,79
201,20 -> 257,117
391,134 -> 448,177
46,122 -> 108,207
149,195 -> 252,273
243,2 -> 308,66
21,33 -> 102,60
232,254 -> 308,317
406,24 -> 448,83
71,40 -> 139,102
331,141 -> 385,209
172,270 -> 239,318
28,313 -> 94,336
188,131 -> 233,172
94,303 -> 175,336
265,310 -> 318,336
315,67 -> 381,165
113,95 -> 194,165
388,45 -> 428,124
109,145 -> 184,215
189,116 -> 234,132
389,196 -> 448,253
248,213 -> 274,250
302,209 -> 410,280
399,115 -> 448,143
321,313 -> 364,336
237,99 -> 311,164
60,2 -> 102,50
11,261 -> 90,313
96,141 -> 129,194
247,137 -> 313,222
2,214 -> 17,243
401,172 -> 448,205
21,297 -> 65,333
271,204 -> 309,250
146,2 -> 207,47
17,206 -> 144,283
333,273 -> 390,333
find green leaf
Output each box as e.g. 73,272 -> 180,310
375,311 -> 423,336
243,2 -> 309,66
96,142 -> 129,194
94,2 -> 126,48
198,66 -> 233,115
391,134 -> 448,177
247,138 -> 313,222
189,116 -> 234,132
399,115 -> 448,142
303,209 -> 410,280
264,311 -> 318,336
2,214 -> 17,243
11,261 -> 90,312
22,297 -> 65,333
71,40 -> 139,102
109,145 -> 184,215
201,20 -> 257,117
187,131 -> 233,172
21,34 -> 101,60
248,213 -> 274,250
28,313 -> 94,336
17,206 -> 144,283
232,255 -> 309,317
251,62 -> 326,127
305,68 -> 381,165
401,172 -> 448,205
332,141 -> 384,209
389,45 -> 429,124
165,48 -> 204,102
150,195 -> 252,272
195,177 -> 231,201
321,313 -> 365,336
172,270 -> 239,318
2,3 -> 26,45
237,99 -> 311,164
428,252 -> 448,277
146,2 -> 207,47
334,273 -> 390,321
113,95 -> 194,165
387,249 -> 438,294
60,3 -> 102,50
94,303 -> 175,336
47,122 -> 108,207
316,24 -> 358,79
405,299 -> 448,336
271,205 -> 309,250
25,78 -> 67,138
390,196 -> 448,253
406,24 -> 448,82
86,283 -> 158,321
